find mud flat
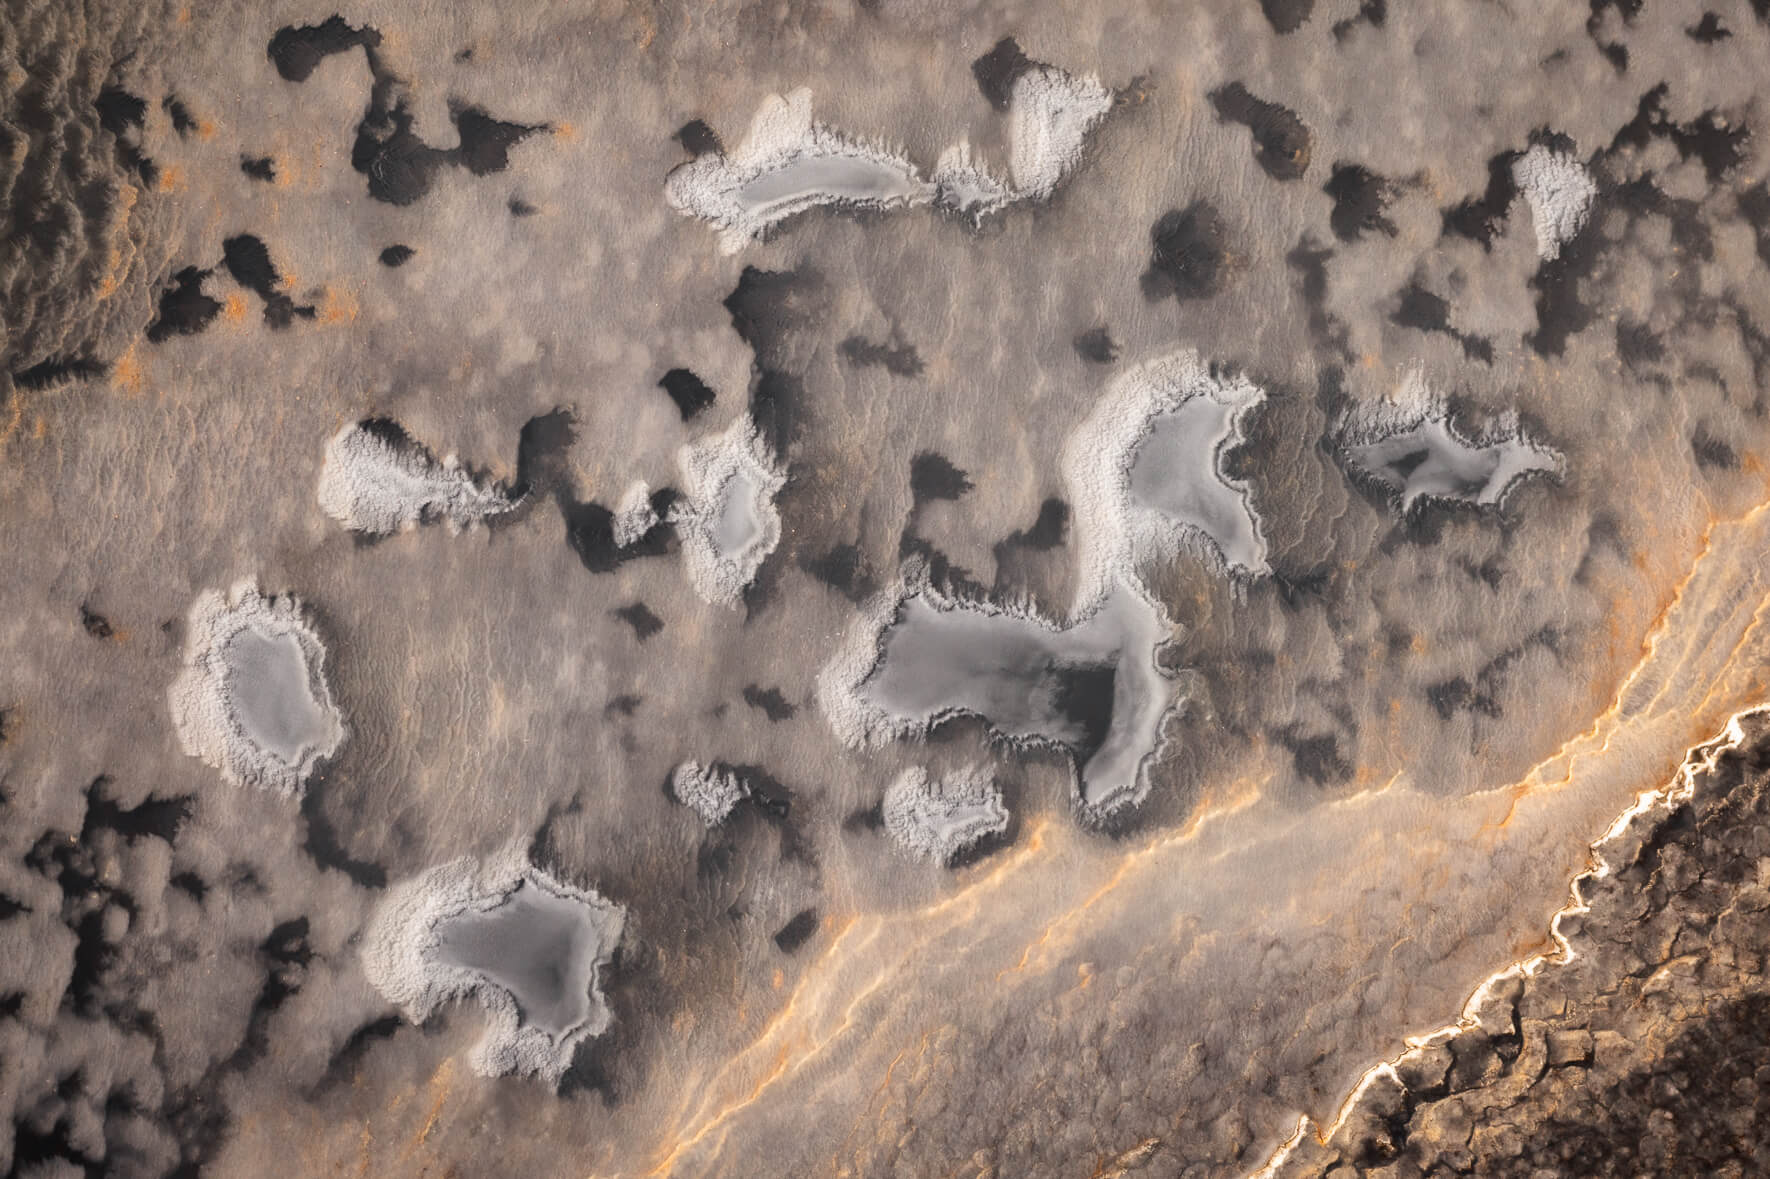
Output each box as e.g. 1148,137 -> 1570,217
168,581 -> 346,797
362,849 -> 626,1086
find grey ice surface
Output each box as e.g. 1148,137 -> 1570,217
854,584 -> 1178,811
431,881 -> 605,1040
220,628 -> 333,769
1341,378 -> 1564,512
1129,398 -> 1266,576
736,154 -> 926,218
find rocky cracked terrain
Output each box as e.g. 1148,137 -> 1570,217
1266,707 -> 1770,1179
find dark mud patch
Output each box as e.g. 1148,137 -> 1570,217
146,267 -> 221,343
613,602 -> 664,641
1209,83 -> 1311,180
676,118 -> 723,157
240,155 -> 277,182
971,37 -> 1036,110
772,908 -> 819,953
378,244 -> 415,267
1392,282 -> 1494,363
1143,201 -> 1229,301
658,368 -> 716,421
801,542 -> 872,601
1260,0 -> 1316,34
268,15 -> 380,82
222,234 -> 316,329
1324,163 -> 1398,242
839,334 -> 922,377
910,450 -> 973,503
1073,326 -> 1119,364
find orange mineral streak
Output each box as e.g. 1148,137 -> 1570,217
1481,492 -> 1770,836
222,293 -> 249,324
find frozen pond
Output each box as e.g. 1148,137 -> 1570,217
432,882 -> 605,1040
1128,397 -> 1266,574
854,585 -> 1176,811
221,627 -> 334,770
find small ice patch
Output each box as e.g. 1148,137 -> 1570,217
819,571 -> 1183,814
1511,144 -> 1596,261
1339,371 -> 1565,512
1007,65 -> 1113,200
362,847 -> 625,1087
612,480 -> 660,548
1064,350 -> 1269,604
317,419 -> 517,536
671,760 -> 748,826
168,580 -> 345,796
664,88 -> 933,254
674,413 -> 787,608
933,140 -> 1016,222
882,764 -> 1008,864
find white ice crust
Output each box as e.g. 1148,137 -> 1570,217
664,88 -> 933,254
1339,370 -> 1565,512
882,764 -> 1009,864
671,760 -> 748,826
167,579 -> 345,797
361,846 -> 626,1087
316,420 -> 516,536
1005,66 -> 1114,200
1511,144 -> 1597,262
1063,350 -> 1270,608
669,62 -> 1113,245
612,479 -> 660,548
673,413 -> 787,608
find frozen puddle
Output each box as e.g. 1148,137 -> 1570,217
1340,372 -> 1564,512
665,88 -> 932,253
821,579 -> 1182,814
674,413 -> 787,608
364,850 -> 625,1086
168,581 -> 345,796
1065,350 -> 1269,600
317,418 -> 518,536
883,764 -> 1009,864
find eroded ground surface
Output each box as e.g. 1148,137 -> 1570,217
4,0 -> 1770,1176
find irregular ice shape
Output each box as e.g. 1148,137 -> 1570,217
362,848 -> 625,1087
933,140 -> 1016,221
671,760 -> 748,826
1339,371 -> 1565,512
674,414 -> 787,608
168,580 -> 345,796
664,88 -> 933,254
819,575 -> 1181,813
1006,65 -> 1113,200
1511,144 -> 1596,262
317,419 -> 517,536
882,764 -> 1008,864
612,480 -> 660,548
1064,351 -> 1269,603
